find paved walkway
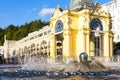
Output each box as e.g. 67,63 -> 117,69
0,64 -> 22,69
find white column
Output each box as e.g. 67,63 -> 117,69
76,30 -> 86,58
63,30 -> 71,59
86,32 -> 90,56
104,32 -> 110,58
50,33 -> 56,63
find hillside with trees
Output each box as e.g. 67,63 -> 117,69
0,20 -> 49,45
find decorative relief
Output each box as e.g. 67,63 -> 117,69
63,17 -> 66,23
90,5 -> 109,18
66,16 -> 69,23
50,33 -> 55,39
50,23 -> 53,28
85,31 -> 90,35
63,30 -> 71,36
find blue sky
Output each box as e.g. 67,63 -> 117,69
0,0 -> 111,28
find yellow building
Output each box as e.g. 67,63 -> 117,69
50,0 -> 113,62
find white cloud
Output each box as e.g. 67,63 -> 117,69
39,8 -> 55,17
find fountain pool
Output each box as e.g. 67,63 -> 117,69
1,53 -> 120,80
1,68 -> 120,80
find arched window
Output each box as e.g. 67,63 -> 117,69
55,20 -> 64,33
90,18 -> 103,31
90,18 -> 103,56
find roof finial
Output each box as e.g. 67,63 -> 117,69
95,1 -> 99,6
57,4 -> 61,8
66,5 -> 69,10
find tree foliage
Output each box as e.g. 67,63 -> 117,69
0,28 -> 4,45
0,20 -> 49,45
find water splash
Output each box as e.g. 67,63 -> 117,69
22,56 -> 65,71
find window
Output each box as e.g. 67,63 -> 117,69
24,40 -> 27,42
90,18 -> 103,31
35,35 -> 37,38
94,37 -> 101,56
38,33 -> 43,37
118,35 -> 120,40
44,31 -> 47,35
48,30 -> 51,33
55,20 -> 63,33
30,37 -> 34,40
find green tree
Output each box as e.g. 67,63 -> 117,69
4,24 -> 18,40
0,19 -> 49,45
0,28 -> 4,45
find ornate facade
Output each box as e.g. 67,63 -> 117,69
50,0 -> 113,62
3,0 -> 113,62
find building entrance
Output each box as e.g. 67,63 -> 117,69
55,33 -> 63,62
90,31 -> 104,56
90,18 -> 104,57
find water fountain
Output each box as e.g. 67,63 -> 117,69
1,52 -> 120,80
62,52 -> 107,72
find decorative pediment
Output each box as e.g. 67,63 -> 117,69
51,5 -> 63,19
90,3 -> 110,17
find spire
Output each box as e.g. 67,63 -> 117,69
56,4 -> 63,11
4,35 -> 7,42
